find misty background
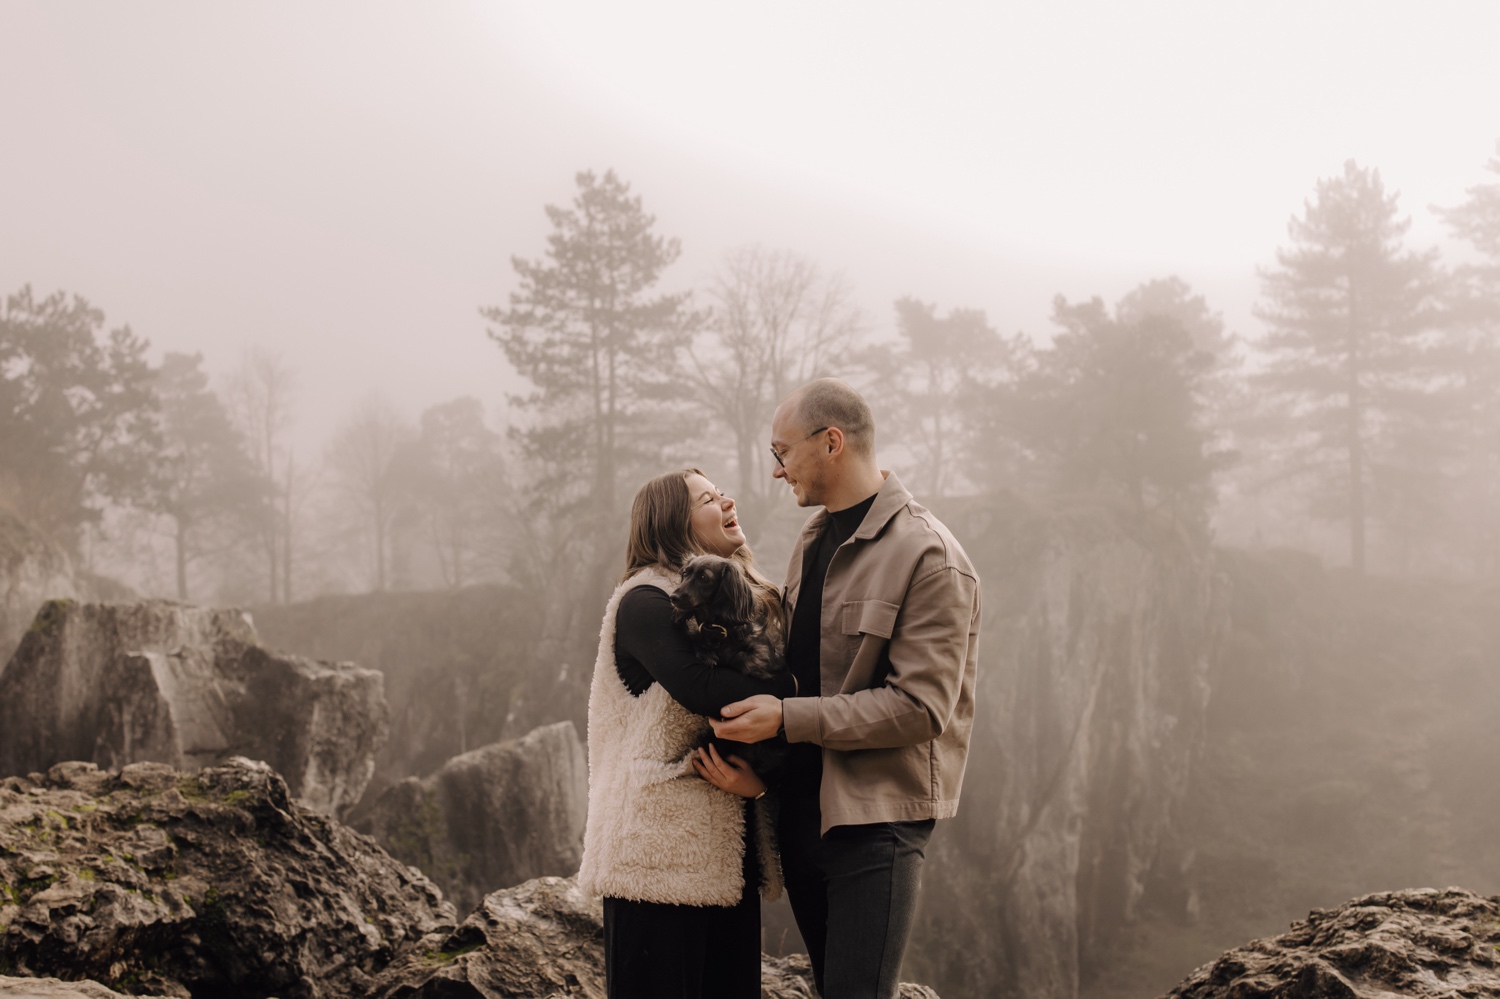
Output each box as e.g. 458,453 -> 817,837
4,1 -> 1497,595
3,3 -> 1500,998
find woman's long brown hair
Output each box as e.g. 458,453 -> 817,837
621,468 -> 783,636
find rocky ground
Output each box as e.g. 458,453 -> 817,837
0,756 -> 942,998
1161,888 -> 1500,998
0,758 -> 452,998
372,875 -> 939,999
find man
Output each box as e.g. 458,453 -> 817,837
713,378 -> 980,999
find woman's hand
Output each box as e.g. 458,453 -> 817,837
692,743 -> 766,799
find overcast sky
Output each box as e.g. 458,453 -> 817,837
2,1 -> 1497,445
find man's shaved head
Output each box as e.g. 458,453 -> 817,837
785,378 -> 875,457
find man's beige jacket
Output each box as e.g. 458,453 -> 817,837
780,470 -> 980,834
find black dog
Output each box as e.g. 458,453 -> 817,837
671,555 -> 783,679
671,554 -> 789,777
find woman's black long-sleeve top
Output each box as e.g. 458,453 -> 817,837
614,583 -> 792,895
613,585 -> 795,713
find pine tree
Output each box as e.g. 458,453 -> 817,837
1436,144 -> 1500,576
0,285 -> 159,550
484,170 -> 696,527
999,291 -> 1222,524
481,171 -> 697,737
1252,160 -> 1443,573
886,298 -> 1010,498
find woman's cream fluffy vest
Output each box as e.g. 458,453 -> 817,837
577,566 -> 781,906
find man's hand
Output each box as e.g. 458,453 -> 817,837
711,694 -> 783,744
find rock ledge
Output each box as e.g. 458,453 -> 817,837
1162,887 -> 1500,998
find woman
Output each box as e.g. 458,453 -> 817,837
578,468 -> 796,999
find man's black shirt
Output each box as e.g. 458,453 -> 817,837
782,492 -> 878,796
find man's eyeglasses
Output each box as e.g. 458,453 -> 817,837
769,427 -> 829,469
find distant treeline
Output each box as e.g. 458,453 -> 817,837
3,148 -> 1498,605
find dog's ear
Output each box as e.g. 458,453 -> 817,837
678,557 -> 710,597
719,561 -> 756,625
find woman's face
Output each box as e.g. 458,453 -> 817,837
684,472 -> 745,558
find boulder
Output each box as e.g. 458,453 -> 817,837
353,722 -> 587,914
1160,887 -> 1500,998
0,976 -> 171,998
369,875 -> 940,999
0,600 -> 387,817
0,758 -> 454,999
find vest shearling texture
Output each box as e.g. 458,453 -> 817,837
577,567 -> 781,906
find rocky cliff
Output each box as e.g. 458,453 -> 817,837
909,495 -> 1227,999
354,721 -> 588,913
0,600 -> 387,818
249,584 -> 545,804
1086,551 -> 1500,998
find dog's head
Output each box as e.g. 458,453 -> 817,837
671,554 -> 756,630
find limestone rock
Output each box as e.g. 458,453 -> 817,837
1160,887 -> 1500,998
0,758 -> 454,999
0,976 -> 171,998
0,600 -> 387,817
354,722 -> 587,913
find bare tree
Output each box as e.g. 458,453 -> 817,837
224,348 -> 298,603
683,245 -> 864,520
388,397 -> 509,588
325,394 -> 411,592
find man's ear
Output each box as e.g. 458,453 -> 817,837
825,427 -> 846,457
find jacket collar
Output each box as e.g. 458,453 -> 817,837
798,469 -> 912,544
853,470 -> 913,540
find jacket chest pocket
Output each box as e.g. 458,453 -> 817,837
835,599 -> 900,691
840,599 -> 900,639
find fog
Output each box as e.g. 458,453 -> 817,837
3,4 -> 1500,997
4,2 -> 1495,452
